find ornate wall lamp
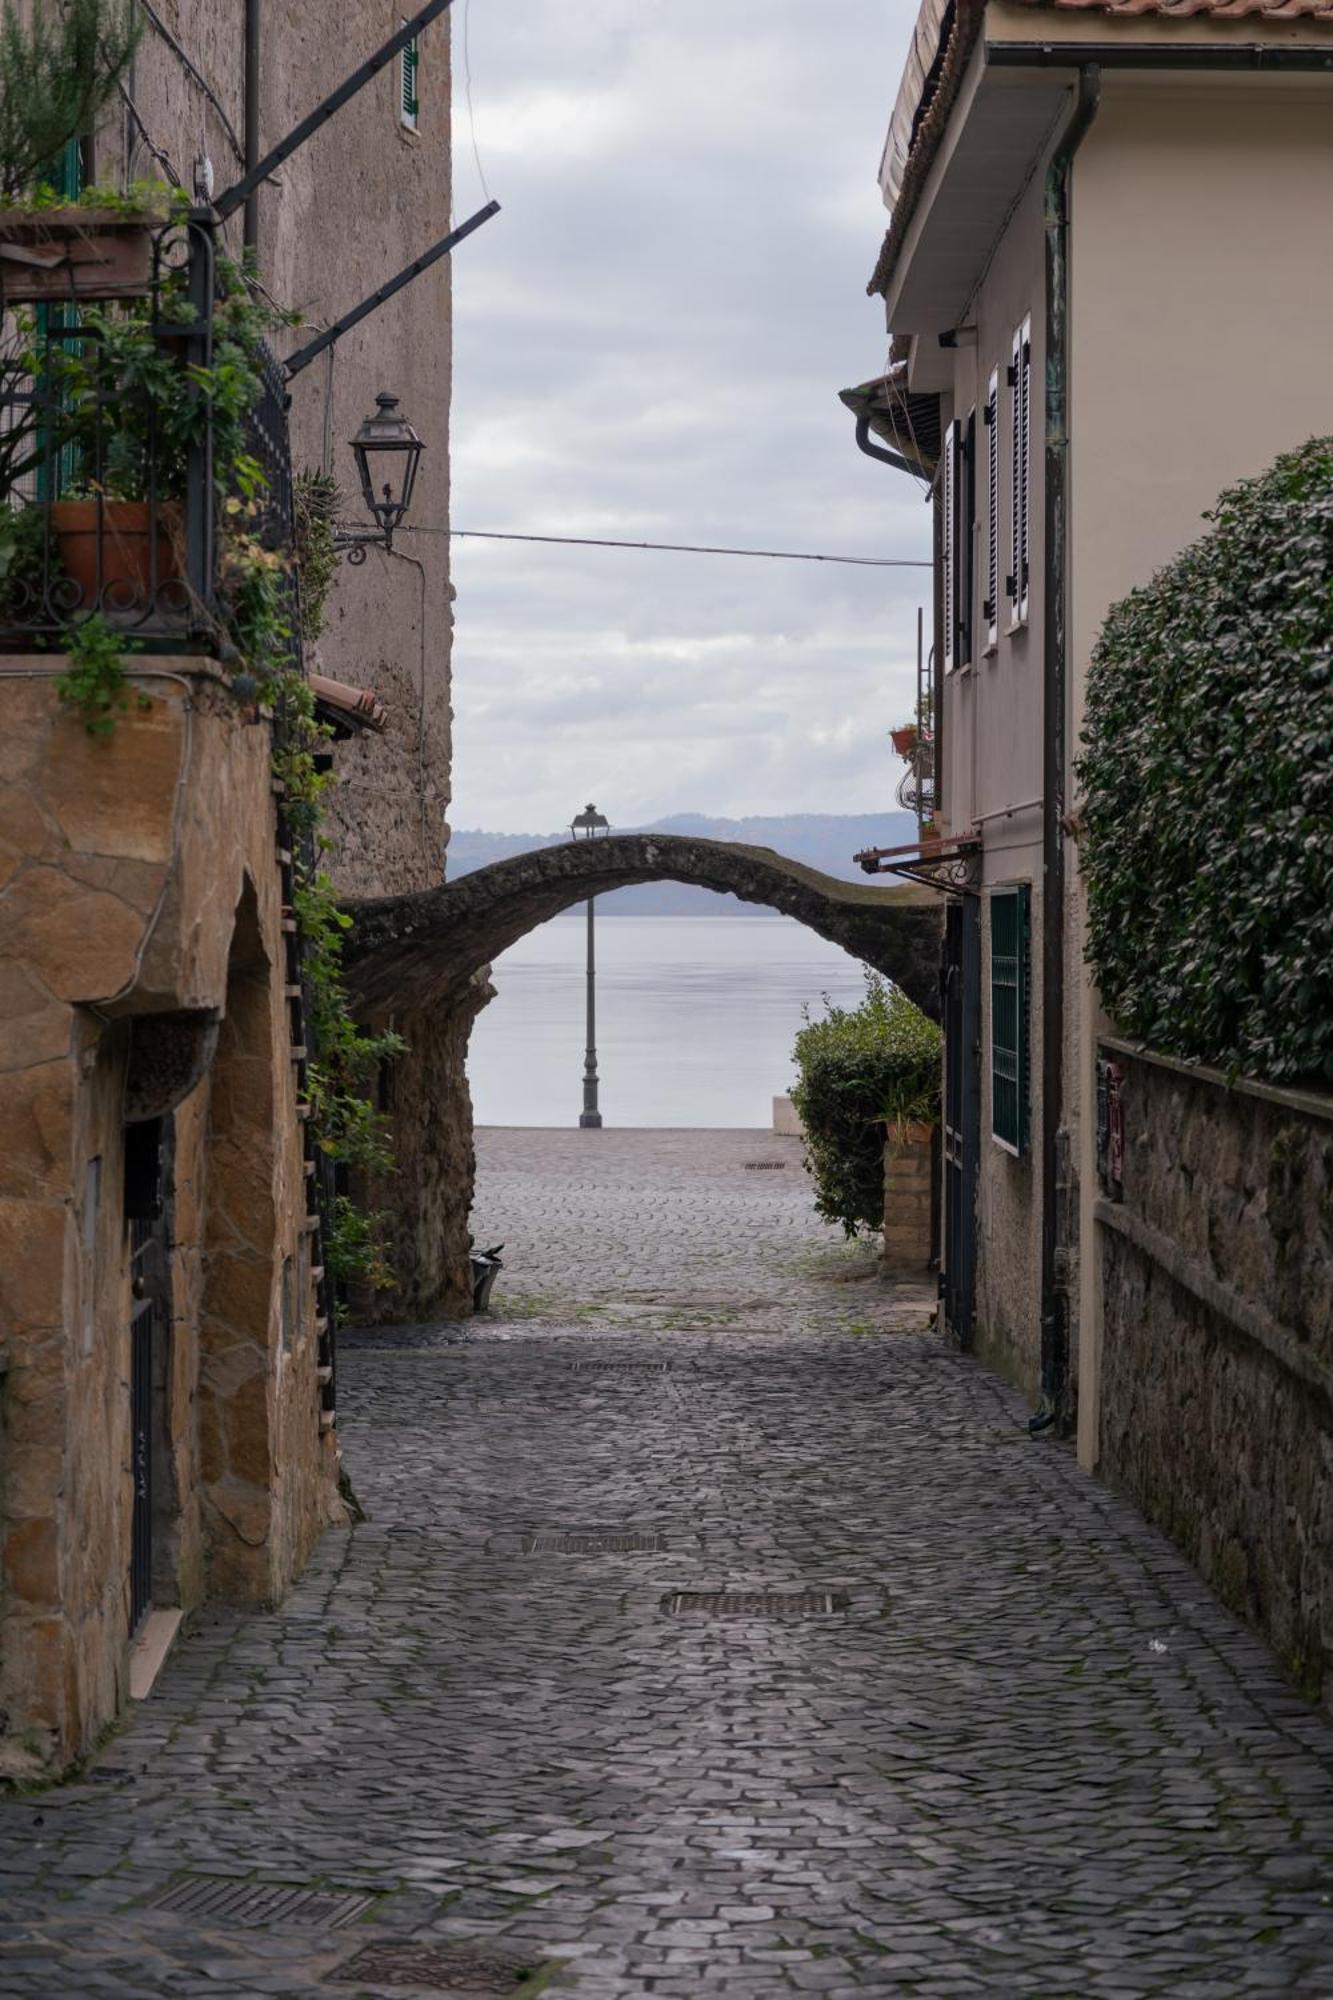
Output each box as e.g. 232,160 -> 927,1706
334,393 -> 424,562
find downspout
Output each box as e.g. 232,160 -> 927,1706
243,0 -> 261,256
854,414 -> 918,480
1033,63 -> 1100,1435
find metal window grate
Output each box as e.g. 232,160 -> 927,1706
147,1874 -> 377,1929
662,1590 -> 849,1618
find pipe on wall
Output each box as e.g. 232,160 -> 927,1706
853,414 -> 918,480
1035,63 -> 1100,1432
243,0 -> 261,255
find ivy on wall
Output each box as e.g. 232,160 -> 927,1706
1077,438 -> 1333,1086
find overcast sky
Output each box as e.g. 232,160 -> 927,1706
438,0 -> 926,836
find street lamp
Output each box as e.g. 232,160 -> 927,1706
334,392 -> 425,562
570,803 -> 610,1129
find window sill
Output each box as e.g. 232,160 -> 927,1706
1006,614 -> 1028,638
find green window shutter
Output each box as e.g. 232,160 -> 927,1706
990,886 -> 1030,1153
35,140 -> 86,501
400,35 -> 419,124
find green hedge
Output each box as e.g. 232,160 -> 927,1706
1077,438 -> 1333,1086
790,974 -> 941,1237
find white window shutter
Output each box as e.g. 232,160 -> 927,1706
942,419 -> 957,675
985,369 -> 999,649
1018,320 -> 1032,623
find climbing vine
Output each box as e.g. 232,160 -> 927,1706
1076,438 -> 1333,1086
37,232 -> 404,1283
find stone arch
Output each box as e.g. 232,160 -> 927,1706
344,835 -> 941,1020
198,879 -> 281,1596
340,838 -> 941,1324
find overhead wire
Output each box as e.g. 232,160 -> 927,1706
407,527 -> 930,569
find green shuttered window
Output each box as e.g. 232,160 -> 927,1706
400,31 -> 420,129
990,886 -> 1030,1154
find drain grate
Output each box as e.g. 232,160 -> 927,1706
662,1589 -> 849,1618
328,1942 -> 549,1991
570,1358 -> 674,1374
147,1873 -> 377,1930
523,1530 -> 665,1554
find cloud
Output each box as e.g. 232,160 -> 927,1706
447,0 -> 926,833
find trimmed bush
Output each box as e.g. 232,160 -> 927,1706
1077,438 -> 1333,1086
791,973 -> 941,1237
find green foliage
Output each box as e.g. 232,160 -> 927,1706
0,501 -> 49,619
326,1195 -> 395,1292
1076,438 -> 1333,1086
0,0 -> 140,201
54,610 -> 143,734
790,973 -> 941,1237
292,469 -> 341,642
291,868 -> 405,1180
0,177 -> 180,215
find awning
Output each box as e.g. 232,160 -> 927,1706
840,361 -> 942,480
854,831 -> 979,895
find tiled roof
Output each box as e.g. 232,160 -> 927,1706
310,673 -> 389,735
868,0 -> 1333,299
1011,0 -> 1333,13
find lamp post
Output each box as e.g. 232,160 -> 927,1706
570,803 -> 610,1128
334,392 -> 425,563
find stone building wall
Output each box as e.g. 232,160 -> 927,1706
100,5 -> 473,1325
1095,1043 -> 1333,1713
0,667 -> 339,1774
115,0 -> 455,899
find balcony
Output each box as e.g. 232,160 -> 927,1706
0,208 -> 293,650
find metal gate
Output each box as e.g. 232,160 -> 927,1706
942,899 -> 980,1346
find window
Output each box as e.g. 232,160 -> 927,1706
399,27 -> 420,130
941,410 -> 976,673
983,368 -> 999,650
990,885 -> 1030,1154
1007,317 -> 1031,627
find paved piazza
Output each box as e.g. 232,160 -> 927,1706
2,1127 -> 1332,1998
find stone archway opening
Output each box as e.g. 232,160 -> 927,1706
342,836 -> 941,1325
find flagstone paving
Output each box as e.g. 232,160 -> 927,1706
1,1126 -> 1332,1997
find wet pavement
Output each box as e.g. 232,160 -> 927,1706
1,1127 -> 1331,1998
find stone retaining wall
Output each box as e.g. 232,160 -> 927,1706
1095,1042 -> 1332,1712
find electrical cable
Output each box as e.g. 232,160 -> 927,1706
408,527 -> 930,569
137,0 -> 246,163
460,0 -> 492,205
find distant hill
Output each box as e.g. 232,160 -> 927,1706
445,812 -> 917,915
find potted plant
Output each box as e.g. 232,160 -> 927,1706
890,722 -> 919,757
0,1 -> 147,303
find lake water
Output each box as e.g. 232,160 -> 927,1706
468,913 -> 872,1129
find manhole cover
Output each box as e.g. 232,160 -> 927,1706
570,1358 -> 673,1374
743,1160 -> 787,1170
148,1874 -> 377,1929
523,1530 -> 665,1554
328,1942 -> 550,1991
662,1589 -> 849,1618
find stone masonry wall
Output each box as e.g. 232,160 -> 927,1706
0,666 -> 338,1772
1095,1045 -> 1333,1713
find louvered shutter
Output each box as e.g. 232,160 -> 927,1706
958,409 -> 976,669
1018,321 -> 1031,622
990,885 -> 1030,1154
942,419 -> 957,674
984,370 -> 999,649
400,29 -> 419,128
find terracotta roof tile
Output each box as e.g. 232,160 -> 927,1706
310,673 -> 389,734
869,0 -> 1333,299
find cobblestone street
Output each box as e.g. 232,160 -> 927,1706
2,1127 -> 1332,1998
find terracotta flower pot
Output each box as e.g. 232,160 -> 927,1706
51,498 -> 183,615
0,210 -> 155,304
890,725 -> 919,756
